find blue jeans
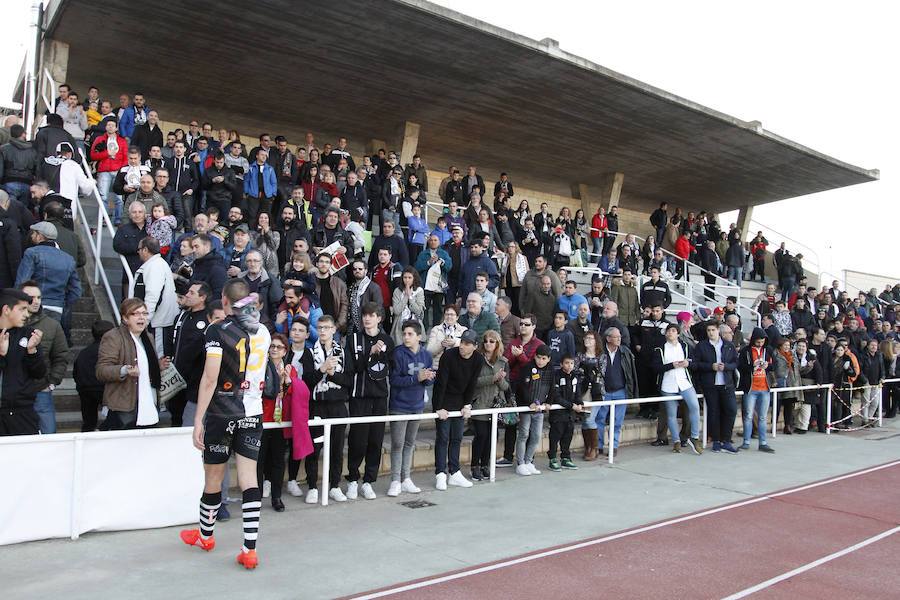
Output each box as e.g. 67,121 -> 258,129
743,390 -> 770,446
664,386 -> 700,442
35,390 -> 57,434
727,266 -> 743,285
594,388 -> 627,449
97,171 -> 122,224
2,181 -> 30,206
780,278 -> 796,302
434,416 -> 464,475
515,411 -> 544,465
591,237 -> 601,259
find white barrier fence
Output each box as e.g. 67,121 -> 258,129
1,380 -> 893,545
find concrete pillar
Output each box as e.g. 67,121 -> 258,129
398,121 -> 420,166
570,183 -> 591,217
736,205 -> 753,240
40,39 -> 68,106
366,138 -> 386,157
599,172 -> 625,211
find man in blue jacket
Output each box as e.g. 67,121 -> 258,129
693,322 -> 740,454
15,221 -> 81,342
118,92 -> 151,140
458,239 -> 498,302
243,149 -> 277,224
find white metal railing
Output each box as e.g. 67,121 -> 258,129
260,378 -> 898,507
749,218 -> 823,286
40,67 -> 133,320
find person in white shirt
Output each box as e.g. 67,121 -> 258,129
653,324 -> 702,454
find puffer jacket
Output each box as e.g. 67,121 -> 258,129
0,138 -> 37,183
90,133 -> 128,173
24,310 -> 69,393
471,356 -> 510,421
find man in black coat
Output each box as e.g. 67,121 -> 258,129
201,152 -> 237,217
188,234 -> 226,298
112,200 -> 146,300
163,280 -> 211,427
130,110 -> 163,161
0,288 -> 47,436
650,202 -> 668,246
367,220 -> 409,269
693,322 -> 739,453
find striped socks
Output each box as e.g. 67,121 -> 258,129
241,488 -> 261,552
199,491 -> 221,539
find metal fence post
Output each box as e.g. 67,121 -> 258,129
321,423 -> 331,507
608,404 -> 615,465
489,412 -> 498,483
826,386 -> 833,435
771,390 -> 778,438
878,384 -> 883,428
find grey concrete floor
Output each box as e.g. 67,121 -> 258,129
3,420 -> 899,600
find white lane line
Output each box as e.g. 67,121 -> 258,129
721,524 -> 900,599
350,460 -> 900,600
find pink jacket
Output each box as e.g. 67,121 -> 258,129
281,371 -> 314,461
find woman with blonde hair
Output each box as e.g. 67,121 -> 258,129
498,241 -> 529,316
470,330 -> 509,480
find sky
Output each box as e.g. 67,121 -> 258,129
1,0 -> 896,279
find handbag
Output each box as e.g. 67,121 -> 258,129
493,394 -> 519,426
424,260 -> 445,293
558,234 -> 573,257
158,363 -> 187,405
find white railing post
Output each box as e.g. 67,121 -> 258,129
826,386 -> 833,435
878,383 -> 883,428
94,207 -> 103,285
321,423 -> 331,507
489,412 -> 498,482
607,404 -> 615,464
771,390 -> 778,438
70,436 -> 84,540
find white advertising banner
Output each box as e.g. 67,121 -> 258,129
0,428 -> 204,546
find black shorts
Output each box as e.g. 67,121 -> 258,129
203,414 -> 263,464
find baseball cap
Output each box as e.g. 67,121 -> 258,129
234,223 -> 249,234
459,330 -> 479,345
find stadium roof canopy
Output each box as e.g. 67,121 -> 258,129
37,0 -> 878,213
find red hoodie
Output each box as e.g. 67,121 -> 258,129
591,214 -> 607,239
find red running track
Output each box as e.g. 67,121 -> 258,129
351,461 -> 900,599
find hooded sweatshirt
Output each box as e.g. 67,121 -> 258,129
389,344 -> 434,414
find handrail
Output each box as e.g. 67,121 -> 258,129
748,219 -> 821,272
41,66 -> 133,321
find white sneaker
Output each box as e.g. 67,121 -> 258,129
527,463 -> 542,475
346,481 -> 358,500
435,472 -> 448,491
448,471 -> 474,488
401,478 -> 421,494
286,480 -> 303,497
516,464 -> 532,476
361,482 -> 377,500
305,488 -> 319,504
387,481 -> 402,497
328,487 -> 347,502
262,480 -> 271,498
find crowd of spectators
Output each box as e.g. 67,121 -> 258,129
2,91 -> 899,507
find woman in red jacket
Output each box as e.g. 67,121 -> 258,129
90,119 -> 129,225
590,207 -> 607,261
674,231 -> 693,280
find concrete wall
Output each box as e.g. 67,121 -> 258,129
844,269 -> 899,295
